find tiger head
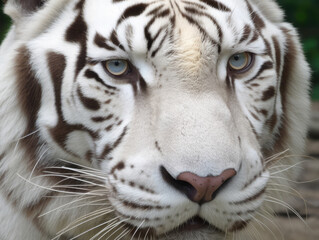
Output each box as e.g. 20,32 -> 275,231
0,0 -> 310,239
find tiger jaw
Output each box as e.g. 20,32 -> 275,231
106,158 -> 269,237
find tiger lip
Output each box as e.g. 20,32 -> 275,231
177,216 -> 219,232
180,216 -> 209,231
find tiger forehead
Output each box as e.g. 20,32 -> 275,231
86,0 -> 245,57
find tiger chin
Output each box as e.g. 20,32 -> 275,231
0,0 -> 311,239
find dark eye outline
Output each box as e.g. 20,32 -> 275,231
102,59 -> 132,78
228,52 -> 254,74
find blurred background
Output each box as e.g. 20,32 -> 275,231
2,0 -> 319,99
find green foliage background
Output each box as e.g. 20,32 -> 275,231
0,0 -> 318,99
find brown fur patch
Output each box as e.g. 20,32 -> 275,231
15,46 -> 43,169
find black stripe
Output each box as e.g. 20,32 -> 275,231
174,3 -> 219,49
151,31 -> 169,58
182,0 -> 207,10
117,3 -> 149,26
122,200 -> 169,210
184,6 -> 223,43
84,69 -> 119,91
16,46 -> 42,170
245,0 -> 265,30
272,36 -> 282,77
248,30 -> 260,44
198,0 -> 231,12
231,188 -> 266,205
100,127 -> 127,159
110,30 -> 125,51
245,61 -> 274,84
92,114 -> 114,122
94,33 -> 116,51
144,9 -> 170,51
65,0 -> 87,78
139,75 -> 148,92
47,52 -> 99,151
261,86 -> 275,101
147,5 -> 165,16
77,86 -> 101,111
47,52 -> 66,117
239,25 -> 251,44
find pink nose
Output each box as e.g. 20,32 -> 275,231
177,169 -> 237,203
161,166 -> 236,204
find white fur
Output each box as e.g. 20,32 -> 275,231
0,0 -> 310,239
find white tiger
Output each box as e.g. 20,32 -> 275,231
0,0 -> 311,239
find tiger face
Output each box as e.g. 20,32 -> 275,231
0,0 -> 310,239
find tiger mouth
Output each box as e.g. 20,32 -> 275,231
177,216 -> 221,232
125,214 -> 252,239
123,216 -> 224,239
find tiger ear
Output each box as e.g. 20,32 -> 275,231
249,0 -> 284,23
3,0 -> 46,22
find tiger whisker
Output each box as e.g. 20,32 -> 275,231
255,210 -> 284,240
263,149 -> 289,163
34,172 -> 106,188
130,220 -> 145,240
45,166 -> 107,180
63,207 -> 114,228
40,196 -> 109,218
143,227 -> 151,240
43,169 -> 106,182
267,187 -> 304,199
39,195 -> 99,217
98,219 -> 129,240
61,200 -> 110,213
223,228 -> 228,240
13,129 -> 41,153
267,175 -> 319,184
29,143 -> 50,180
265,153 -> 317,170
270,160 -> 307,175
266,185 -> 309,220
264,196 -> 309,227
50,186 -> 94,192
56,158 -> 103,172
114,227 -> 132,240
33,172 -> 104,186
267,182 -> 308,207
89,219 -> 123,240
236,214 -> 257,240
41,188 -> 108,198
55,211 -> 118,240
268,163 -> 302,170
17,174 -> 100,196
249,213 -> 280,240
42,169 -> 103,177
241,214 -> 261,240
47,176 -> 104,189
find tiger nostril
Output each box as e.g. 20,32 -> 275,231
160,166 -> 236,204
160,166 -> 197,198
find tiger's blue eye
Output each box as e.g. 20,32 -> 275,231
228,52 -> 253,72
105,59 -> 129,76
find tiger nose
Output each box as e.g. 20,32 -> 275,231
161,167 -> 236,204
